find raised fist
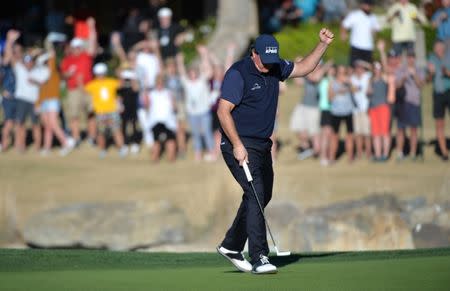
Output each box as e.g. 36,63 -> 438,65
7,29 -> 20,42
319,28 -> 334,45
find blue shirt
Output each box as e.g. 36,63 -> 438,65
295,0 -> 318,20
0,65 -> 16,97
428,53 -> 450,93
220,56 -> 294,139
432,8 -> 450,41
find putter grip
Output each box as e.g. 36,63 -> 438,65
243,162 -> 253,182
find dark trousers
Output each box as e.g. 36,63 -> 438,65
220,136 -> 273,264
349,46 -> 373,67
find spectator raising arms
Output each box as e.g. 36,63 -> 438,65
427,40 -> 450,161
206,42 -> 237,159
350,59 -> 372,160
329,65 -> 355,163
4,30 -> 48,153
37,36 -> 75,156
341,0 -> 380,66
367,40 -> 394,162
0,32 -> 19,153
134,39 -> 163,149
290,57 -> 333,160
176,46 -> 216,162
60,17 -> 98,147
396,50 -> 425,161
386,0 -> 428,56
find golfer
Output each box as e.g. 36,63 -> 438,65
216,28 -> 334,274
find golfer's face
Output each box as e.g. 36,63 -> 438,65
252,51 -> 272,73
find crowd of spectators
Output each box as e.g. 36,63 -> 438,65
1,0 -> 449,165
0,3 -> 237,163
289,0 -> 450,165
259,0 -> 348,33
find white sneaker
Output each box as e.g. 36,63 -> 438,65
99,150 -> 107,159
217,245 -> 252,273
203,153 -> 216,162
130,143 -> 140,154
40,149 -> 50,157
252,255 -> 277,274
119,146 -> 129,158
59,138 -> 76,156
297,148 -> 314,161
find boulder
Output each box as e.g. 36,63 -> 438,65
23,201 -> 187,251
412,223 -> 450,249
271,194 -> 414,252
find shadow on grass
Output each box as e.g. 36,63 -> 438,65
221,252 -> 348,273
270,252 -> 348,268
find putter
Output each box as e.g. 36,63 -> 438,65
243,162 -> 291,256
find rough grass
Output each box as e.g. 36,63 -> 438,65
0,248 -> 449,291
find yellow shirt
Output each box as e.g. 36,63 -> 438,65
387,3 -> 428,43
85,78 -> 120,114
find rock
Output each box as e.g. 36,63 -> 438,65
23,201 -> 188,251
412,223 -> 450,249
433,202 -> 450,230
276,194 -> 414,252
400,198 -> 450,231
408,205 -> 440,228
266,201 -> 302,230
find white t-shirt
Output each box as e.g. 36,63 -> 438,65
180,75 -> 211,116
148,88 -> 177,130
14,63 -> 50,103
136,52 -> 160,89
342,10 -> 381,51
350,72 -> 371,112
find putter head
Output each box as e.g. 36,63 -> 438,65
274,246 -> 291,256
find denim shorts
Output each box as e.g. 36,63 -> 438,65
40,98 -> 61,113
15,99 -> 39,125
1,97 -> 17,121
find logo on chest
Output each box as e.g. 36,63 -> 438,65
251,83 -> 262,91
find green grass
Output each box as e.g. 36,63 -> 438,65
274,22 -> 437,65
1,248 -> 450,290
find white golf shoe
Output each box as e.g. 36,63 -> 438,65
217,245 -> 252,273
252,255 -> 277,274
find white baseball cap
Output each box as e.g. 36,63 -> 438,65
157,7 -> 172,18
70,37 -> 85,48
93,63 -> 108,75
120,69 -> 137,80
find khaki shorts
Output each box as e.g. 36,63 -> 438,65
353,111 -> 371,135
289,104 -> 320,135
65,89 -> 93,120
176,103 -> 187,121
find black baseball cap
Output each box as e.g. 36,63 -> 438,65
407,49 -> 416,57
360,0 -> 374,5
254,34 -> 280,64
388,49 -> 399,58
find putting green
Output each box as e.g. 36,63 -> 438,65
1,248 -> 449,290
